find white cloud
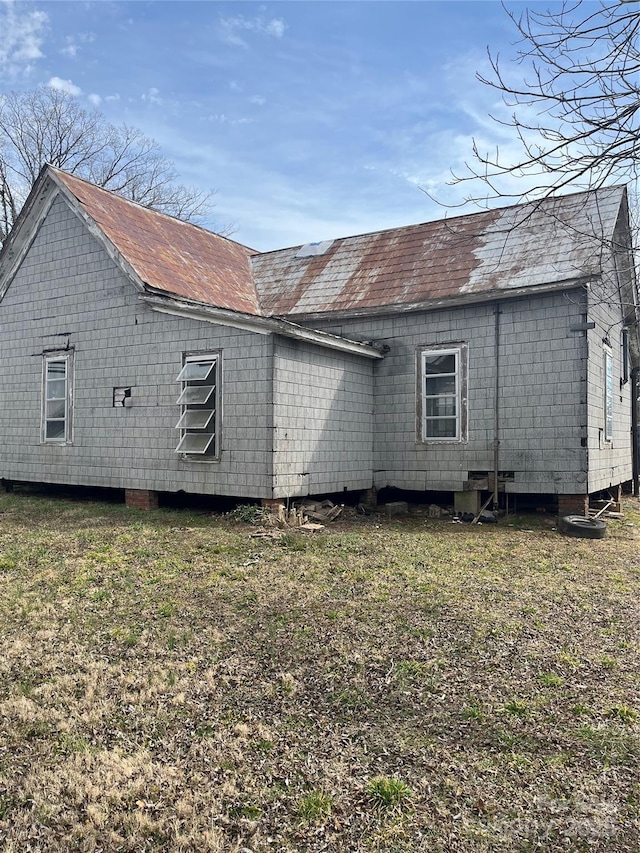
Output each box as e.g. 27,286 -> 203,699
205,113 -> 252,126
265,18 -> 285,39
105,93 -> 120,102
47,76 -> 82,96
61,31 -> 95,59
142,87 -> 161,105
219,14 -> 286,48
87,93 -> 101,106
0,0 -> 48,73
250,95 -> 266,106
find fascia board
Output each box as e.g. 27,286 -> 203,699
272,316 -> 385,359
141,293 -> 384,359
612,192 -> 640,367
0,174 -> 58,303
142,294 -> 273,334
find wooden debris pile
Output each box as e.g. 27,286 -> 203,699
589,493 -> 624,520
275,498 -> 343,529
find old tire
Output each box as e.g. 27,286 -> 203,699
558,515 -> 606,539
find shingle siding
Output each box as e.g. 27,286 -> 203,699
0,197 -> 273,498
272,339 -> 373,497
586,258 -> 634,492
310,289 -> 593,495
1,181 -> 635,505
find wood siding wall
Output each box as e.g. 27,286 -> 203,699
0,197 -> 274,498
272,338 -> 373,498
310,288 -> 617,496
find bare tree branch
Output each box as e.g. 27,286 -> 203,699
448,0 -> 640,206
0,86 -> 216,244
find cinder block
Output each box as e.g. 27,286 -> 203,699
384,501 -> 408,516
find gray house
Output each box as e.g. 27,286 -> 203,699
0,165 -> 637,514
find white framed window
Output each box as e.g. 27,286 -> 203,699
604,347 -> 613,441
42,352 -> 73,443
418,346 -> 466,442
174,353 -> 219,458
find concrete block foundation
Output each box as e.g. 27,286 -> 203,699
454,491 -> 481,515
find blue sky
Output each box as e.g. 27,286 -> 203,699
2,0 -> 559,250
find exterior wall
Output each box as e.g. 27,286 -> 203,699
310,288 -> 590,495
586,263 -> 634,492
0,197 -> 273,498
272,338 -> 373,498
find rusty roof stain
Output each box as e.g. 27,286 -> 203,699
252,187 -> 625,317
49,168 -> 625,320
52,168 -> 261,315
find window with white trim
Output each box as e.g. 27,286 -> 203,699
419,346 -> 466,441
174,354 -> 219,457
604,347 -> 613,441
42,352 -> 73,443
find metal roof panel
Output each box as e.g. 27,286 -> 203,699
46,169 -> 626,320
252,187 -> 625,316
52,169 -> 261,315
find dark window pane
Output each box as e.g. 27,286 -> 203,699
46,400 -> 65,419
176,384 -> 216,405
424,353 -> 455,375
175,360 -> 216,382
46,379 -> 66,400
47,361 -> 66,379
175,432 -> 216,454
175,409 -> 216,430
425,375 -> 456,396
424,397 -> 457,418
46,420 -> 66,440
424,417 -> 457,438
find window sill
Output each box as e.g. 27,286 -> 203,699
417,438 -> 466,445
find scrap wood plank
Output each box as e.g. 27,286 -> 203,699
472,494 -> 494,524
592,500 -> 614,519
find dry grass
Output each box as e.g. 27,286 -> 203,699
0,492 -> 639,852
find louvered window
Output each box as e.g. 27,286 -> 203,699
175,355 -> 219,457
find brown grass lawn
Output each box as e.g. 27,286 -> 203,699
0,492 -> 638,852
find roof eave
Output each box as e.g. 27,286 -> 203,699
140,293 -> 384,359
276,276 -> 597,323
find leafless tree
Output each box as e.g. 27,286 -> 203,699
452,0 -> 639,205
0,87 -> 214,243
